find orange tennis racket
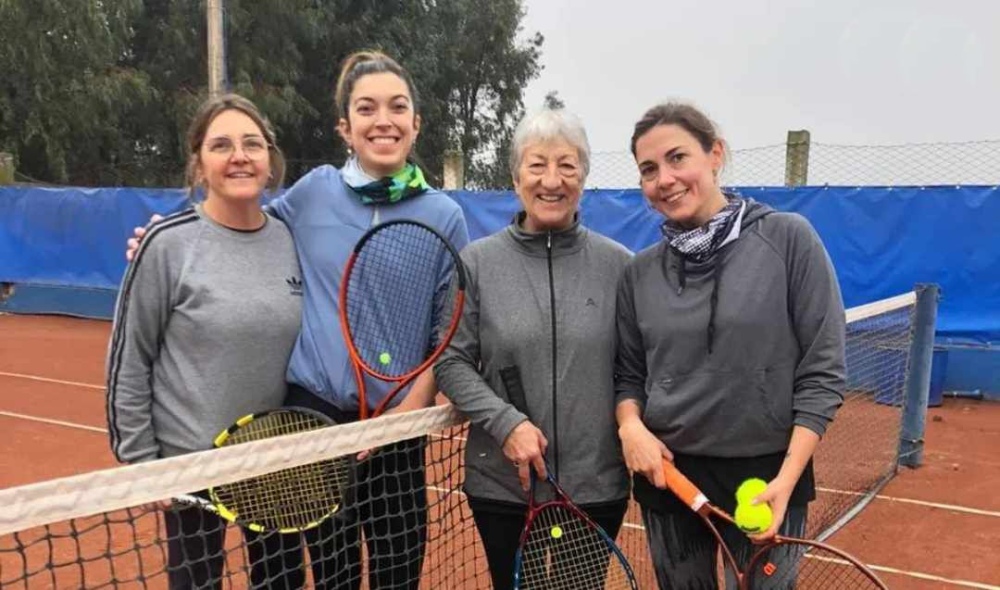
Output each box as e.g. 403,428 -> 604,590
339,219 -> 465,419
661,459 -> 888,589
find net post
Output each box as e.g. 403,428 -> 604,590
897,283 -> 940,467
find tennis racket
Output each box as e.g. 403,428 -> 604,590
339,219 -> 466,419
513,466 -> 639,590
661,459 -> 888,589
174,407 -> 351,533
500,365 -> 638,590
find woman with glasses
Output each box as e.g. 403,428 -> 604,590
125,51 -> 469,589
107,93 -> 303,589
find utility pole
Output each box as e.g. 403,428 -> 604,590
207,0 -> 226,97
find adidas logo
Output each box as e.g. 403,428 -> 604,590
286,276 -> 303,296
585,298 -> 597,307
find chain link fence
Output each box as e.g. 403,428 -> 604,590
585,138 -> 1000,189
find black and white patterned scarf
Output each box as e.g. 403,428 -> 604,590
661,196 -> 743,261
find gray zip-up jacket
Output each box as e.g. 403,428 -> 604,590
615,200 -> 846,457
435,214 -> 632,505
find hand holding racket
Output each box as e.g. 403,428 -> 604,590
174,407 -> 350,534
499,365 -> 548,490
661,459 -> 888,589
339,219 -> 466,420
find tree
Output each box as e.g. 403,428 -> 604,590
0,0 -> 156,185
543,91 -> 565,110
427,0 -> 543,188
0,0 -> 544,188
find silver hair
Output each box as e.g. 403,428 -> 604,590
509,108 -> 591,183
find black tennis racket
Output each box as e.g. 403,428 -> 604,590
661,459 -> 888,589
175,407 -> 351,533
339,219 -> 466,419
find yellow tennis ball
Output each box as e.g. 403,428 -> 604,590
736,478 -> 768,504
379,352 -> 391,365
550,525 -> 563,539
735,502 -> 773,534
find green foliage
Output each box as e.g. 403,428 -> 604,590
0,0 -> 543,188
543,91 -> 565,110
0,0 -> 157,185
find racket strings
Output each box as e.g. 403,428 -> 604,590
346,222 -> 457,378
520,505 -> 632,589
212,411 -> 350,530
746,542 -> 884,589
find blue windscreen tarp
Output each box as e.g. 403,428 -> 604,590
1,185 -> 998,344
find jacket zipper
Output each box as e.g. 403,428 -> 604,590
546,231 -> 559,479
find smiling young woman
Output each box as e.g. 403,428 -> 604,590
615,102 -> 846,589
260,51 -> 470,589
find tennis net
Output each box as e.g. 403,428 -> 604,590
0,292 -> 918,588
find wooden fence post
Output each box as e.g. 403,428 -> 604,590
0,152 -> 14,185
443,150 -> 465,190
785,130 -> 810,187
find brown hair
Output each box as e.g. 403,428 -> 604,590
185,93 -> 285,198
334,50 -> 419,122
630,102 -> 725,159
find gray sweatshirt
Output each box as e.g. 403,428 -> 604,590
434,215 -> 632,505
615,200 -> 846,457
107,206 -> 302,462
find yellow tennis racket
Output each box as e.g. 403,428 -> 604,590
175,407 -> 351,533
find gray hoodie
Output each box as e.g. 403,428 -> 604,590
435,214 -> 632,505
615,200 -> 846,457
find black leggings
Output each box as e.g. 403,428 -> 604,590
283,384 -> 429,590
642,504 -> 808,590
468,495 -> 629,590
164,495 -> 304,589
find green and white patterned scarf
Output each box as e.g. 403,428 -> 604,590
342,157 -> 430,205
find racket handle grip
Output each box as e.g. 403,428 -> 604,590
172,494 -> 217,513
661,459 -> 711,514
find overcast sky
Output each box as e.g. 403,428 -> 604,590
520,0 -> 1000,154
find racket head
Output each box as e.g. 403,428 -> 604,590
208,407 -> 353,533
513,472 -> 639,590
745,537 -> 889,589
340,219 -> 466,383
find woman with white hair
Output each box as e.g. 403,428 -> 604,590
434,108 -> 632,589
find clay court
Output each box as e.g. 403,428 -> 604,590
1,313 -> 998,589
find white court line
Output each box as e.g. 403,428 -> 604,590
818,487 -> 1000,518
0,410 -> 106,433
0,371 -> 104,390
866,564 -> 1000,590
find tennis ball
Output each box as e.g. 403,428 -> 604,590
735,478 -> 768,504
550,525 -> 563,539
735,478 -> 772,533
735,502 -> 773,534
379,352 -> 391,365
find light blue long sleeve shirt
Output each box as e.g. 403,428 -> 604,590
269,165 -> 469,412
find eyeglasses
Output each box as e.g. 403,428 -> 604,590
203,137 -> 270,160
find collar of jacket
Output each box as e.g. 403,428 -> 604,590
505,211 -> 587,258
